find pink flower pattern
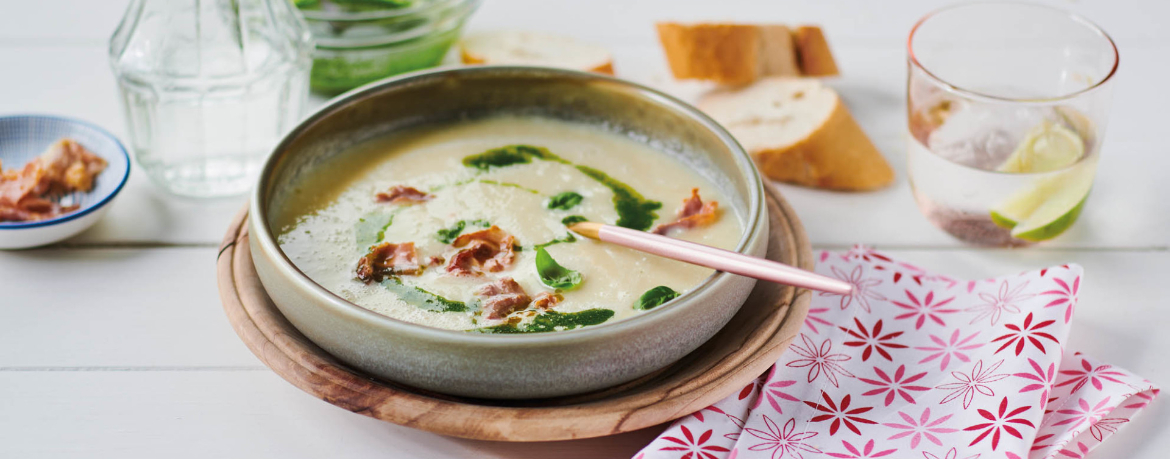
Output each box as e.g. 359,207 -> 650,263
753,379 -> 799,414
921,447 -> 981,459
937,360 -> 1009,409
744,417 -> 820,459
1041,276 -> 1079,324
883,407 -> 958,449
967,281 -> 1033,326
1056,358 -> 1127,393
659,425 -> 732,459
821,265 -> 885,313
1052,397 -> 1112,430
991,313 -> 1059,356
1014,358 -> 1057,410
892,290 -> 958,330
838,318 -> 907,362
785,334 -> 855,387
859,365 -> 930,406
637,247 -> 1157,459
825,440 -> 897,458
962,397 -> 1035,451
915,329 -> 983,371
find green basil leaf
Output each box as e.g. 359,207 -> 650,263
469,309 -> 614,334
535,247 -> 582,290
561,215 -> 588,226
546,191 -> 583,210
634,286 -> 680,310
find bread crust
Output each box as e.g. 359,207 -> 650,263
794,26 -> 839,76
657,23 -> 762,85
753,98 -> 893,190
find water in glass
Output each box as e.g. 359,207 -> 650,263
109,0 -> 314,198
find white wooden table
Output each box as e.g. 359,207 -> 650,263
1,0 -> 1165,457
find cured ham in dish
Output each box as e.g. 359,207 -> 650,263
375,185 -> 433,205
0,139 -> 107,222
446,226 -> 517,276
357,242 -> 422,282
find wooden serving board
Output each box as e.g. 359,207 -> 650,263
215,184 -> 811,442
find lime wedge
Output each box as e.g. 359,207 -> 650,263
1012,193 -> 1088,241
998,121 -> 1085,173
989,163 -> 1096,241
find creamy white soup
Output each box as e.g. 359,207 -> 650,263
275,117 -> 743,333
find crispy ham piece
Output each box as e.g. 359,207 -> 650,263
375,185 -> 432,205
475,277 -> 531,319
356,242 -> 422,283
445,226 -> 516,276
531,291 -> 561,310
651,188 -> 719,235
0,139 -> 108,222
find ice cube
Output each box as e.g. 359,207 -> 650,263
928,103 -> 1060,171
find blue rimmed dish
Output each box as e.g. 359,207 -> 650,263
0,115 -> 130,249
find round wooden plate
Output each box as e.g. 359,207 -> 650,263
215,184 -> 811,442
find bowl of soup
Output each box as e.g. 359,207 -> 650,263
250,66 -> 768,399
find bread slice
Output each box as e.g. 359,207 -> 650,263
794,26 -> 839,76
459,31 -> 614,75
656,23 -> 800,85
698,78 -> 893,190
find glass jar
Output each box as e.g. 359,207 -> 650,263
295,0 -> 481,94
109,0 -> 314,198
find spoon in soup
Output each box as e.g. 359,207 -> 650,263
568,222 -> 852,295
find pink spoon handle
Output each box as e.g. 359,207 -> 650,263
598,224 -> 852,295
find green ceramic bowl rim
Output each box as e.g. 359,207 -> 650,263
251,65 -> 767,345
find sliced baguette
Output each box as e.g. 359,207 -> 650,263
459,31 -> 614,75
794,26 -> 839,76
699,78 -> 893,191
656,23 -> 800,85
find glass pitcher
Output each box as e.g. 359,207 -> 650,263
109,0 -> 314,198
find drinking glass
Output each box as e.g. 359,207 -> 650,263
907,2 -> 1118,246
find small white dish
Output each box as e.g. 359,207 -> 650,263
0,115 -> 130,249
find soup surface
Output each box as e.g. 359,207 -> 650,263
275,117 -> 743,333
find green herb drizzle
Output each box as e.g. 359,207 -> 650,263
435,219 -> 491,244
561,215 -> 588,226
477,179 -> 541,195
380,278 -> 467,312
461,145 -> 662,231
462,145 -> 569,171
532,233 -> 577,250
469,309 -> 615,334
575,165 -> 662,231
546,191 -> 584,210
354,211 -> 395,248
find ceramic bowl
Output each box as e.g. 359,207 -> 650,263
249,66 -> 769,399
0,115 -> 130,249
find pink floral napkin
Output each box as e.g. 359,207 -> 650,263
637,246 -> 1158,459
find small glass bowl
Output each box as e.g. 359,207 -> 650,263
297,0 -> 482,94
